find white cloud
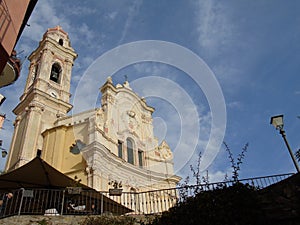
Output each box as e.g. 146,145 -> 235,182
207,170 -> 228,183
60,5 -> 97,16
118,0 -> 143,44
21,1 -> 101,58
73,23 -> 97,47
210,62 -> 243,89
192,0 -> 249,93
133,63 -> 168,75
194,0 -> 236,55
22,0 -> 69,42
106,11 -> 118,20
227,101 -> 242,109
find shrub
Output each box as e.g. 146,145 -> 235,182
149,182 -> 267,225
148,143 -> 269,225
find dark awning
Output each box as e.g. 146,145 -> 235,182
0,156 -> 84,190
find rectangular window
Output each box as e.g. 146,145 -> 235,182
138,150 -> 143,168
118,140 -> 123,158
127,148 -> 134,164
127,139 -> 134,165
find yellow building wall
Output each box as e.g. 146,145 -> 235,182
42,123 -> 89,186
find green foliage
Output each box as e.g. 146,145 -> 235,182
80,215 -> 136,225
36,219 -> 50,225
149,183 -> 267,225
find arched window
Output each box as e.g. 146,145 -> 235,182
59,38 -> 64,46
50,63 -> 61,83
127,138 -> 134,165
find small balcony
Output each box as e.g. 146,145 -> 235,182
0,51 -> 21,88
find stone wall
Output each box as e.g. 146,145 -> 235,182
0,215 -> 87,225
0,215 -> 152,225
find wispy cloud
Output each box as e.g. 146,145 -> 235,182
227,101 -> 242,110
118,0 -> 143,44
192,0 -> 249,93
73,23 -> 97,47
194,0 -> 236,56
22,0 -> 70,42
105,11 -> 118,20
59,5 -> 97,16
22,1 -> 101,63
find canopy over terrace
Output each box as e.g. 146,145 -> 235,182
0,156 -> 132,215
0,156 -> 82,190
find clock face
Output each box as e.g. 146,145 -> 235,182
48,90 -> 59,99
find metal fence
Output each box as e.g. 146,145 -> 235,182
0,173 -> 294,218
176,172 -> 295,200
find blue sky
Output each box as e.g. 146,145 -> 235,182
0,0 -> 300,182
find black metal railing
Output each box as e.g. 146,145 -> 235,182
0,173 -> 294,218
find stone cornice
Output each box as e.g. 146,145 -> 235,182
95,126 -> 118,145
41,124 -> 68,137
29,34 -> 77,61
13,88 -> 72,115
55,108 -> 96,125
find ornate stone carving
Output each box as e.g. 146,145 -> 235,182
127,110 -> 136,118
141,114 -> 152,123
158,140 -> 172,159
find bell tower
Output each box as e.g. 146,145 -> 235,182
5,26 -> 77,171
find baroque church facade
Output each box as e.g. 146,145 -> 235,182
5,26 -> 180,193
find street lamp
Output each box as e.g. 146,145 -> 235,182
270,115 -> 300,173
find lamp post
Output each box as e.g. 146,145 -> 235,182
270,115 -> 300,173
